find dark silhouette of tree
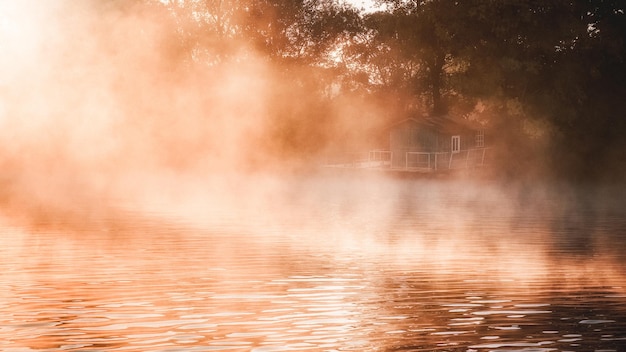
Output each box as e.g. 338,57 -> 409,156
352,0 -> 626,179
466,0 -> 626,179
100,0 -> 626,178
238,0 -> 360,64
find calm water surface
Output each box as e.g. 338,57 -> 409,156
1,175 -> 626,351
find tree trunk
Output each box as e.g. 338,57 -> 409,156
430,53 -> 446,116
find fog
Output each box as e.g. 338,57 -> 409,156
0,0 -> 377,225
2,3 -> 626,351
0,0 -> 621,247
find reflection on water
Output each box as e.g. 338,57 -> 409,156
1,176 -> 626,351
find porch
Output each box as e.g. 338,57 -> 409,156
323,148 -> 488,173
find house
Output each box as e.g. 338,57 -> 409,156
388,115 -> 486,170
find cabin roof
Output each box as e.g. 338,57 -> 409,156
389,115 -> 481,134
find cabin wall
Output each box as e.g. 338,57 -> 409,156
436,131 -> 476,153
462,131 -> 476,150
390,127 -> 408,168
390,123 -> 483,168
390,123 -> 440,168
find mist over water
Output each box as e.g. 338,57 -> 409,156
1,1 -> 626,351
2,173 -> 626,351
0,0 -> 322,223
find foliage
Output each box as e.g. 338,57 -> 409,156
102,0 -> 626,178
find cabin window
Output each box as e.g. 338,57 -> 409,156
451,135 -> 460,153
475,130 -> 484,147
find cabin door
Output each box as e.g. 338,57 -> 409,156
451,135 -> 460,153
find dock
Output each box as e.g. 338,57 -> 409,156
323,148 -> 489,174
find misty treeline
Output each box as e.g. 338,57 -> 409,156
128,0 -> 625,180
3,0 -> 625,182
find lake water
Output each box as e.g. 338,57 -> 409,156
1,173 -> 626,351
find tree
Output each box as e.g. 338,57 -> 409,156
347,1 -> 488,116
343,0 -> 626,178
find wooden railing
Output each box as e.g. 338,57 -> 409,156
323,148 -> 487,171
369,150 -> 392,166
404,148 -> 488,170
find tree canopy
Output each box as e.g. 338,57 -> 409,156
101,0 -> 626,179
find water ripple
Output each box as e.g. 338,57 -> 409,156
2,181 -> 626,351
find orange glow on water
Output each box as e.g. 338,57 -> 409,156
0,2 -> 625,351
